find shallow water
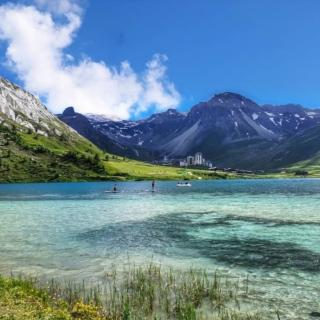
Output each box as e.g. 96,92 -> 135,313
0,179 -> 319,318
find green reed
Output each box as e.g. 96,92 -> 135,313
0,263 -> 263,319
42,262 -> 261,319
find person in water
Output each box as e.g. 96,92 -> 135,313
112,184 -> 117,193
151,179 -> 155,192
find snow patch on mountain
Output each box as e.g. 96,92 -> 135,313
86,114 -> 112,123
269,117 -> 277,126
241,110 -> 277,140
265,112 -> 274,117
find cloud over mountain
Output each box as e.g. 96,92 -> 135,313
0,0 -> 180,119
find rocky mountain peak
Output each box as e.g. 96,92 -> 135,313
0,76 -> 68,137
214,92 -> 246,101
165,108 -> 180,115
209,92 -> 258,108
146,108 -> 185,124
62,107 -> 76,116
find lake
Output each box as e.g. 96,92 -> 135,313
0,179 -> 319,319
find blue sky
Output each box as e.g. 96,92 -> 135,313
1,0 -> 320,118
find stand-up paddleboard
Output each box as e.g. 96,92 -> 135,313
144,189 -> 158,193
104,189 -> 158,194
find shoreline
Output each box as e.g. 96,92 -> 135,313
0,263 -> 262,320
0,174 -> 319,184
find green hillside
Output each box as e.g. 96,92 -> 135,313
105,157 -> 235,180
271,124 -> 320,177
0,117 -> 234,183
0,118 -> 108,183
288,153 -> 320,176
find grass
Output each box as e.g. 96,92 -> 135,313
0,118 -> 111,183
0,264 -> 262,320
104,157 -> 237,181
287,152 -> 320,177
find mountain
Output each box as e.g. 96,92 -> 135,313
269,123 -> 320,170
0,77 -> 109,182
86,108 -> 187,159
57,106 -> 144,159
0,76 -> 218,182
62,92 -> 320,170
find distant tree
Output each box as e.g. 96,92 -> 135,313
294,170 -> 308,176
62,151 -> 78,162
94,153 -> 100,162
32,145 -> 47,154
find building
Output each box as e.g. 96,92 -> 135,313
194,152 -> 203,165
179,152 -> 213,168
179,160 -> 187,167
205,160 -> 213,168
186,156 -> 194,166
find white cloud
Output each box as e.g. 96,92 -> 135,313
139,54 -> 181,115
34,0 -> 82,16
0,0 -> 180,119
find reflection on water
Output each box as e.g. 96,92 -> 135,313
0,179 -> 320,319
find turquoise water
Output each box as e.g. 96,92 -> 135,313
0,179 -> 320,318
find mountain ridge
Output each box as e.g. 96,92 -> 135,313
58,92 -> 320,170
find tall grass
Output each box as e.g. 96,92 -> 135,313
39,263 -> 261,319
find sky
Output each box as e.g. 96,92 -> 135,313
0,0 -> 320,119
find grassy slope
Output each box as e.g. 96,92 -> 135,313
288,152 -> 320,176
0,120 -> 111,183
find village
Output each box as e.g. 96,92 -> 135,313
155,152 -> 255,174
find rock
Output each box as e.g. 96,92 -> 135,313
62,106 -> 76,116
